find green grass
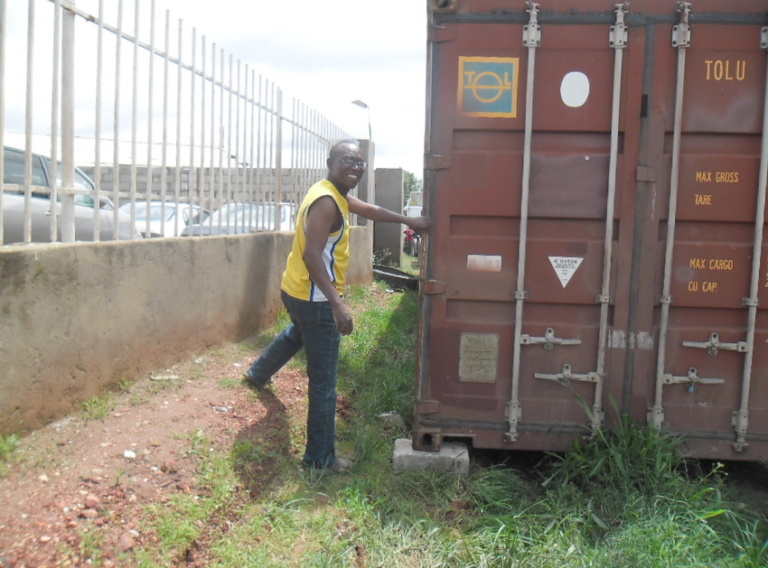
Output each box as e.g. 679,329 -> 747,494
80,391 -> 117,421
0,433 -> 20,477
75,283 -> 768,567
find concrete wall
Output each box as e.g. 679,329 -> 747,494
373,168 -> 405,265
0,227 -> 371,434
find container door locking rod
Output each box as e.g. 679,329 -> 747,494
650,2 -> 691,431
506,1 -> 540,442
586,1 -> 629,434
731,26 -> 768,452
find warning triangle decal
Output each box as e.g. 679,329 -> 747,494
548,256 -> 584,288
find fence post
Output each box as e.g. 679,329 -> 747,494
60,0 -> 76,242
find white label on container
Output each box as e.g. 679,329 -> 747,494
459,333 -> 499,383
467,254 -> 502,272
548,256 -> 583,288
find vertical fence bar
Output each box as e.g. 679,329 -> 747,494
235,58 -> 242,212
0,0 -> 5,244
160,9 -> 170,232
111,0 -> 123,239
50,0 -> 61,242
248,68 -> 256,205
59,0 -> 75,243
275,89 -> 283,217
256,75 -> 264,204
173,18 -> 182,223
129,0 -> 140,235
23,0 -> 35,243
185,25 -> 196,237
146,0 -> 156,237
199,33 -> 206,230
206,41 -> 216,233
92,0 -> 104,241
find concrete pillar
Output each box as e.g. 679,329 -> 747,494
373,168 -> 404,266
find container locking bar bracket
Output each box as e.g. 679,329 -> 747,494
672,2 -> 692,48
520,327 -> 582,351
682,332 -> 748,356
535,364 -> 600,385
523,2 -> 542,47
609,3 -> 629,49
663,367 -> 725,391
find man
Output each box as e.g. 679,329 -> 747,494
244,140 -> 430,473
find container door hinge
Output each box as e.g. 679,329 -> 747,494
423,280 -> 446,295
520,327 -> 582,351
682,332 -> 748,356
663,367 -> 725,392
425,154 -> 451,170
535,364 -> 599,385
428,24 -> 456,43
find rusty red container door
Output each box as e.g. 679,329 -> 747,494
416,0 -> 768,460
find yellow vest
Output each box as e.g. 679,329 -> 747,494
281,179 -> 350,301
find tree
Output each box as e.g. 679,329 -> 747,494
403,170 -> 422,207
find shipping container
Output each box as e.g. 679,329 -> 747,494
415,0 -> 768,460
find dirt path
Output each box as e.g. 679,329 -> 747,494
0,342 -> 309,568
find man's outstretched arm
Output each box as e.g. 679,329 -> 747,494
347,195 -> 431,232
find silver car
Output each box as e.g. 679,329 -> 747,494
2,146 -> 140,245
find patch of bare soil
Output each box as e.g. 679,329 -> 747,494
0,343 -> 310,568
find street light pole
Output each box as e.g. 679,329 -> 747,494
351,99 -> 372,140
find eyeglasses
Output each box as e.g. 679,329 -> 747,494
338,157 -> 366,168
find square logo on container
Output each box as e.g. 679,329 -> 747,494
458,56 -> 520,118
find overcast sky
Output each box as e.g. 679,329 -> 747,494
157,0 -> 428,176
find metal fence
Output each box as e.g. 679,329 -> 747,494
0,0 -> 354,245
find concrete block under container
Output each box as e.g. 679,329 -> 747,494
392,438 -> 469,474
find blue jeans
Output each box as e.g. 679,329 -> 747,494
247,290 -> 341,468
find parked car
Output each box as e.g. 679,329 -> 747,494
2,146 -> 140,244
181,202 -> 295,236
119,200 -> 209,238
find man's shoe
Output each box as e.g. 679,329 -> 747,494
242,371 -> 269,391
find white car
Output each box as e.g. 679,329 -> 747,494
119,201 -> 209,238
